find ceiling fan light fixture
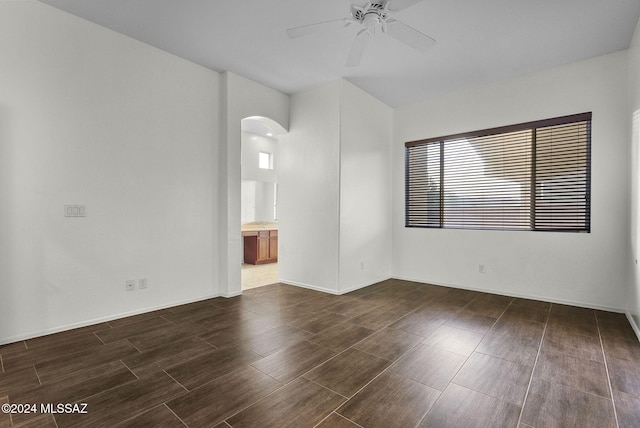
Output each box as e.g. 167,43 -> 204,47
362,13 -> 380,31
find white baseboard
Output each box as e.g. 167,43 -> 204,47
279,276 -> 392,296
392,275 -> 626,314
338,276 -> 392,294
279,279 -> 341,295
222,291 -> 242,298
0,293 -> 221,346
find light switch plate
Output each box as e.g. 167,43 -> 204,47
65,205 -> 87,217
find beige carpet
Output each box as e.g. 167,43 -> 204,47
241,263 -> 279,290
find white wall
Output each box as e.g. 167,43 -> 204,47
241,181 -> 257,224
628,17 -> 640,332
240,131 -> 278,224
279,82 -> 342,293
280,80 -> 393,294
338,81 -> 393,292
0,2 -> 221,343
392,52 -> 630,311
241,180 -> 276,224
220,72 -> 289,297
241,131 -> 278,184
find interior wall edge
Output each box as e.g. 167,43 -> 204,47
627,312 -> 640,342
0,292 -> 221,346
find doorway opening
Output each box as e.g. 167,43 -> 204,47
240,116 -> 285,290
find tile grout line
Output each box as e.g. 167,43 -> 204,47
312,411 -> 365,428
159,315 -> 179,326
120,360 -> 140,381
194,335 -> 221,350
299,344 -> 363,378
346,345 -> 394,363
93,332 -> 106,345
112,403 -> 184,428
305,377 -> 350,400
162,370 -> 190,393
305,320 -> 379,354
594,315 -> 621,428
51,412 -> 60,428
123,339 -> 143,355
515,304 -> 551,428
32,364 -> 43,386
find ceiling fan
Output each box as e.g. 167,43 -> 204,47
286,0 -> 435,67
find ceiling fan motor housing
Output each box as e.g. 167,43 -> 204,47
353,2 -> 389,23
353,2 -> 391,33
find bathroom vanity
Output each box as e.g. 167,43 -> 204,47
242,223 -> 278,265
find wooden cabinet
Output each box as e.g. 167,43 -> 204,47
243,230 -> 278,265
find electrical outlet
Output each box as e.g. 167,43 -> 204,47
126,280 -> 135,291
479,264 -> 486,274
139,278 -> 148,289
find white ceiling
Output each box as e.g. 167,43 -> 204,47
40,0 -> 640,107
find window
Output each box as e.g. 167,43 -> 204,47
405,113 -> 591,232
259,152 -> 273,170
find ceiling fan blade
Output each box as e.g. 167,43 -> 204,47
346,30 -> 371,67
388,0 -> 425,12
386,20 -> 435,52
286,19 -> 349,38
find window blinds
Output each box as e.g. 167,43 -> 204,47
405,113 -> 591,232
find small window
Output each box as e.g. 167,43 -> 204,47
259,152 -> 273,170
405,113 -> 591,232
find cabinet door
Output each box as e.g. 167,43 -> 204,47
257,237 -> 270,262
269,235 -> 278,260
243,236 -> 258,265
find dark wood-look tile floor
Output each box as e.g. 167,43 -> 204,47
1,279 -> 639,427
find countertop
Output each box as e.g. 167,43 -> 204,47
241,221 -> 278,232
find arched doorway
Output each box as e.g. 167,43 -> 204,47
239,116 -> 287,290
